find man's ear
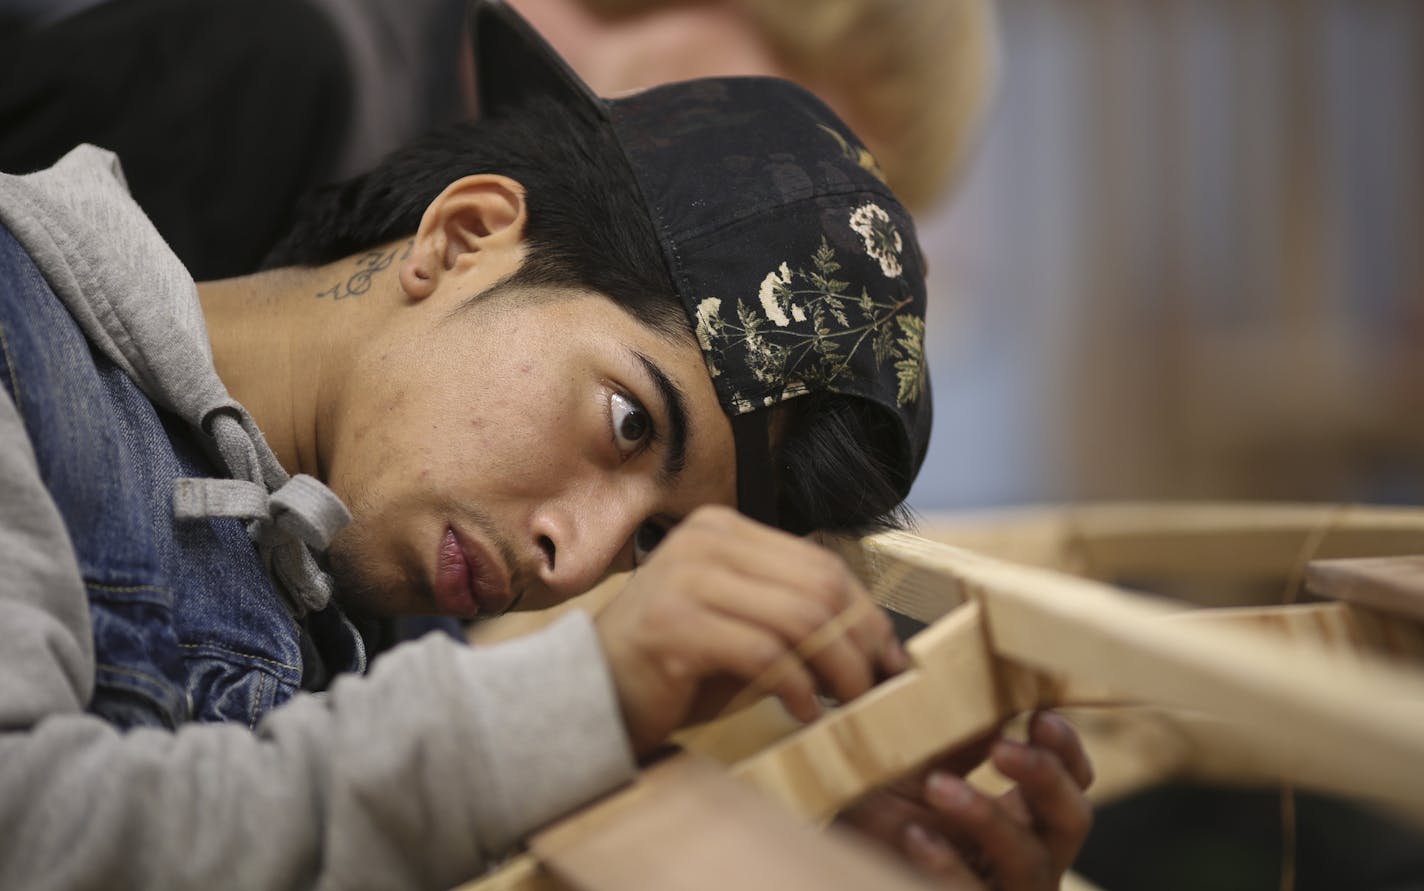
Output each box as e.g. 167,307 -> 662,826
399,174 -> 528,300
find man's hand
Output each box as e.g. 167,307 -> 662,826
595,506 -> 908,756
838,712 -> 1095,889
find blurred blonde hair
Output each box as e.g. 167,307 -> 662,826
582,0 -> 999,210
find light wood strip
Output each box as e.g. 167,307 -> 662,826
918,503 -> 1424,581
462,523 -> 1424,890
857,534 -> 1424,811
530,756 -> 938,891
1167,601 -> 1424,664
1305,556 -> 1424,623
732,602 -> 1004,823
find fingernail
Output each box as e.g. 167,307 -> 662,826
1036,711 -> 1066,742
886,639 -> 910,672
926,771 -> 972,809
905,823 -> 954,864
992,739 -> 1016,764
994,739 -> 1034,771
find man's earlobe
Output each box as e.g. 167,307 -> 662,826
399,247 -> 438,300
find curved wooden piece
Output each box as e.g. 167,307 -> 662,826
1306,555 -> 1424,622
529,755 -> 940,891
918,502 -> 1424,587
744,535 -> 1424,812
462,518 -> 1424,890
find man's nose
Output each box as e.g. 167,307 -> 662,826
530,493 -> 644,601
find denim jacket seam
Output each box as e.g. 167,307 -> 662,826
0,322 -> 22,410
248,673 -> 270,730
87,582 -> 168,595
178,641 -> 301,673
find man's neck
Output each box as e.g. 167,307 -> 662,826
196,251 -> 398,481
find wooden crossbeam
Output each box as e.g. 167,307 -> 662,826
530,756 -> 940,891
917,502 -> 1424,583
1306,555 -> 1424,622
461,514 -> 1424,891
743,534 -> 1424,819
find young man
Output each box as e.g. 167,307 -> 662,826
0,2 -> 1090,887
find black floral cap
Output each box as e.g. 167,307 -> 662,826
471,0 -> 931,526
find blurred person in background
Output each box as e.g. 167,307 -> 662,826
0,0 -> 994,280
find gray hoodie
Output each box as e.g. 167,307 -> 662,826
0,146 -> 636,889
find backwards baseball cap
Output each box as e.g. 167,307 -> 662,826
469,0 -> 931,528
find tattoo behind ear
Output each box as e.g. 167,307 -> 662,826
315,241 -> 414,301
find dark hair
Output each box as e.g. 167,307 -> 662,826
265,98 -> 910,534
263,96 -> 685,337
776,394 -> 913,536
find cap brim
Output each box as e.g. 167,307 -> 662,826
469,0 -> 607,122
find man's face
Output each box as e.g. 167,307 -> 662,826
323,273 -> 736,619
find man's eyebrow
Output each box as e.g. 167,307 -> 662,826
633,351 -> 688,482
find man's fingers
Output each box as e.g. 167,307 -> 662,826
991,736 -> 1094,873
680,610 -> 824,723
703,582 -> 877,704
902,823 -> 982,883
677,508 -> 905,695
924,772 -> 1055,891
1028,711 -> 1095,790
838,792 -> 982,885
601,506 -> 906,756
838,788 -> 926,849
921,729 -> 1003,782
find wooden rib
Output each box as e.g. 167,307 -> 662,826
1043,700 -> 1424,821
473,505 -> 1424,647
1165,601 -> 1424,664
462,522 -> 1424,890
529,755 -> 939,891
818,529 -> 974,624
731,602 -> 1004,823
857,533 -> 1424,811
917,502 -> 1424,581
1305,556 -> 1424,623
681,602 -> 1424,806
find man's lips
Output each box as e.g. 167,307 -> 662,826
433,526 -> 513,618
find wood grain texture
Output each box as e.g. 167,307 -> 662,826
918,502 -> 1424,583
856,532 -> 1424,811
731,602 -> 1003,823
1305,555 -> 1424,622
458,517 -> 1424,891
1167,601 -> 1424,665
531,755 -> 938,891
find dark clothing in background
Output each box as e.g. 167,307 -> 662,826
0,0 -> 349,279
0,0 -> 467,280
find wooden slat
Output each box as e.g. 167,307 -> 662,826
530,756 -> 938,891
1169,600 -> 1424,663
462,521 -> 1424,890
819,529 -> 973,624
1305,555 -> 1424,623
732,603 -> 1003,823
918,503 -> 1424,583
858,533 -> 1424,811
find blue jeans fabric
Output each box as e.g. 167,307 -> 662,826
0,222 -> 364,729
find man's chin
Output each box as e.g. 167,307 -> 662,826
326,539 -> 428,619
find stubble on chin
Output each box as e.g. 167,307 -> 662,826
325,513 -> 428,619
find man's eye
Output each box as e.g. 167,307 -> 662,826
633,522 -> 667,565
610,391 -> 652,455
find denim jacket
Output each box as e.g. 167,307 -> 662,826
0,223 -> 364,729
